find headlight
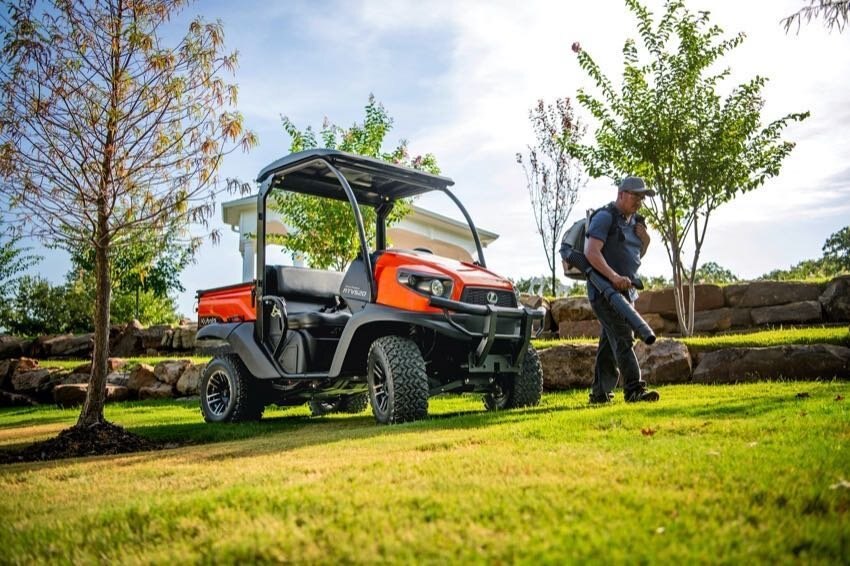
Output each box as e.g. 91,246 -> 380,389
398,271 -> 453,298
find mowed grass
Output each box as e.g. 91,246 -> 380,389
1,382 -> 849,563
532,325 -> 850,351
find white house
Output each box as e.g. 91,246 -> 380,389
222,195 -> 500,281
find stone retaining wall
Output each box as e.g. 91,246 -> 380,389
538,340 -> 850,391
530,275 -> 850,338
0,357 -> 206,407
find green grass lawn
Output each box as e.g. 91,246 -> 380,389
1,382 -> 848,563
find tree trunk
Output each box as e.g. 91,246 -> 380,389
77,235 -> 111,427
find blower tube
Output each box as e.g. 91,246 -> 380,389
567,250 -> 656,345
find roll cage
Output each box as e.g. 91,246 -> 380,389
252,148 -> 488,342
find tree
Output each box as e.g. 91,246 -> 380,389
0,232 -> 39,299
516,98 -> 587,296
822,225 -> 850,272
693,261 -> 738,285
567,0 -> 808,335
783,1 -> 850,33
0,0 -> 256,430
271,95 -> 439,270
69,224 -> 193,320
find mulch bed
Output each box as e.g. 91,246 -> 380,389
0,421 -> 165,465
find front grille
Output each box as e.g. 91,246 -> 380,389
460,287 -> 517,308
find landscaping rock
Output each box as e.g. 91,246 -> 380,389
31,333 -> 93,358
0,390 -> 37,407
724,281 -> 822,308
176,364 -> 204,396
520,294 -> 548,310
0,359 -> 19,389
819,275 -> 850,322
53,384 -> 131,407
538,344 -> 597,390
154,360 -> 192,385
558,319 -> 601,339
550,297 -> 595,323
692,344 -> 850,384
693,308 -> 734,333
635,339 -> 692,384
111,320 -> 144,357
138,381 -> 174,400
140,325 -> 171,351
106,372 -> 129,387
127,364 -> 157,392
635,285 -> 724,316
60,373 -> 90,385
12,368 -> 57,393
0,335 -> 32,359
750,300 -> 822,326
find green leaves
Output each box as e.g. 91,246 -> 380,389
271,95 -> 436,270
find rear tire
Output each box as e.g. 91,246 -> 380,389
484,347 -> 543,411
200,355 -> 265,423
367,336 -> 429,424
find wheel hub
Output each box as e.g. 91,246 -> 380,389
205,370 -> 232,416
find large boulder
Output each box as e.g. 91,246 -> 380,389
11,368 -> 60,393
634,339 -> 692,384
53,384 -> 131,407
550,297 -> 595,323
138,381 -> 174,400
0,335 -> 32,359
140,325 -> 171,351
127,363 -> 157,392
819,275 -> 850,322
154,360 -> 192,385
558,319 -> 601,339
692,344 -> 850,384
635,285 -> 724,316
538,344 -> 597,390
724,281 -> 822,308
750,300 -> 822,326
31,333 -> 93,358
176,363 -> 204,396
692,308 -> 752,333
0,359 -> 19,389
111,319 -> 145,357
0,390 -> 37,407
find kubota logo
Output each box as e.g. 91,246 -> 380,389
486,291 -> 498,305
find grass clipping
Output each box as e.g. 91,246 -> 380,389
0,421 -> 162,465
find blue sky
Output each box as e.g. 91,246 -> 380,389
20,0 -> 850,317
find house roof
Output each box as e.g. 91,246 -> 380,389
221,197 -> 499,245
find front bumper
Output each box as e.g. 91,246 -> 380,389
428,295 -> 544,371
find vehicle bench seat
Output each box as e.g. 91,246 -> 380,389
264,265 -> 350,329
264,265 -> 344,303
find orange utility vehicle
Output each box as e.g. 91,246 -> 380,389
196,149 -> 543,425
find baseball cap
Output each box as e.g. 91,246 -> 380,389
618,176 -> 656,197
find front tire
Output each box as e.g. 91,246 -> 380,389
367,336 -> 429,425
484,347 -> 543,411
200,356 -> 265,423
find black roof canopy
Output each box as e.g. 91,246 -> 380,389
256,149 -> 454,206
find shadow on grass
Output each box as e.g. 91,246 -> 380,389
1,383 -> 830,468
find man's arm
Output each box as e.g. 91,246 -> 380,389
635,222 -> 650,257
584,236 -> 632,291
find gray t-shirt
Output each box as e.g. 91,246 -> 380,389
586,203 -> 643,302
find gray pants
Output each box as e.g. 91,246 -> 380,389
589,295 -> 646,399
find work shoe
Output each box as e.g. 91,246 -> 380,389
589,392 -> 615,404
625,389 -> 660,403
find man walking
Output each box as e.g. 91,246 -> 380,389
584,176 -> 659,404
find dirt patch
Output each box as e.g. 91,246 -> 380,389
0,421 -> 165,465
